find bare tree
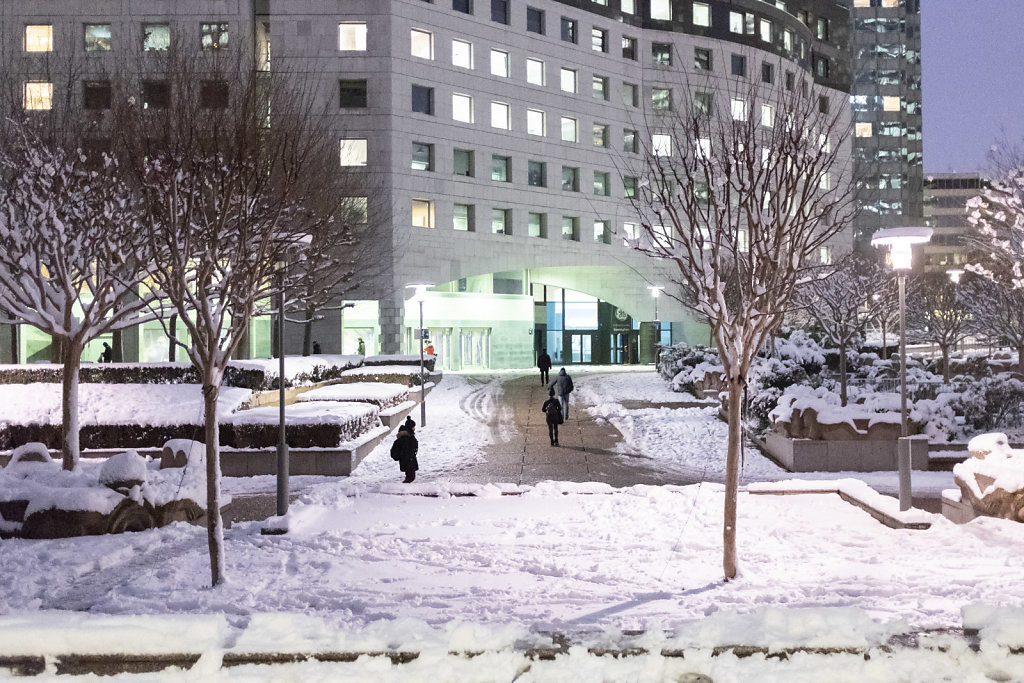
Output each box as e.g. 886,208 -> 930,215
794,253 -> 893,405
905,274 -> 970,382
961,275 -> 1024,374
0,120 -> 164,470
113,43 -> 367,586
626,71 -> 855,579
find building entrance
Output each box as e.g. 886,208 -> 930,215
568,333 -> 593,364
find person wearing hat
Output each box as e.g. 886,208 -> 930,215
391,418 -> 419,483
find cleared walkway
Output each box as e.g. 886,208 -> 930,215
451,373 -> 705,487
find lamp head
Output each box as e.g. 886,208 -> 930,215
647,285 -> 663,298
405,282 -> 434,302
947,269 -> 964,284
870,227 -> 932,272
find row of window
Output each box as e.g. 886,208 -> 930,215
20,22 -> 228,52
21,79 -> 228,111
410,198 -> 630,245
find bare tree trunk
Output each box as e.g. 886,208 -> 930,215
941,343 -> 951,383
723,375 -> 742,581
302,306 -> 314,357
839,345 -> 848,407
111,330 -> 124,362
1017,346 -> 1024,376
6,310 -> 17,363
202,373 -> 225,586
168,314 -> 177,362
61,340 -> 82,470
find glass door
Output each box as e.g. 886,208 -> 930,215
570,333 -> 592,363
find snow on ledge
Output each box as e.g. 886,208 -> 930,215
962,603 -> 1024,646
747,478 -> 935,526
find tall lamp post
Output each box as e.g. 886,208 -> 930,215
871,226 -> 932,511
406,283 -> 433,427
648,285 -> 663,362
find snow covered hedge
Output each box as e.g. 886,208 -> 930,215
364,354 -> 436,372
298,382 -> 409,410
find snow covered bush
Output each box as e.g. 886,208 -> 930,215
953,374 -> 1024,434
655,343 -> 722,395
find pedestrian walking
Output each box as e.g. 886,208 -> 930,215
549,367 -> 574,420
542,388 -> 563,446
391,420 -> 419,483
99,342 -> 113,363
357,338 -> 366,355
537,348 -> 552,386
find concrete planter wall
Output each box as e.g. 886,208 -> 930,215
764,431 -> 930,472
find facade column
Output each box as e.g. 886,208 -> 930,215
379,294 -> 405,355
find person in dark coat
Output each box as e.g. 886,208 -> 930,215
312,340 -> 322,354
549,367 -> 574,420
537,348 -> 552,386
542,388 -> 562,446
391,424 -> 419,483
99,342 -> 113,363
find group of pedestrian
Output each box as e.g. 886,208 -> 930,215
538,349 -> 574,447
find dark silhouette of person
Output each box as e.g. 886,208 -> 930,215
542,388 -> 562,446
537,348 -> 552,386
312,340 -> 322,354
391,420 -> 419,483
549,367 -> 574,419
100,342 -> 113,363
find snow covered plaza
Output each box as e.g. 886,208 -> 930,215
2,368 -> 1024,681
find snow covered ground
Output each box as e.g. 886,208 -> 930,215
1,368 -> 1018,680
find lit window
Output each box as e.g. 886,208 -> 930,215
526,58 -> 545,85
411,142 -> 434,171
622,36 -> 637,60
761,103 -> 774,127
697,138 -> 711,158
25,25 -> 53,52
592,76 -> 608,100
651,88 -> 672,111
491,209 -> 509,234
621,0 -> 636,13
411,29 -> 433,59
490,101 -> 511,130
454,204 -> 473,231
528,212 -> 544,237
691,2 -> 709,25
412,199 -> 434,228
346,197 -> 369,224
623,176 -> 637,198
624,130 -> 638,153
651,0 -> 672,20
491,155 -> 510,181
623,222 -> 639,246
562,216 -> 578,240
23,81 -> 52,110
730,12 -> 744,33
694,92 -> 713,116
85,24 -> 112,51
652,134 -> 672,157
694,47 -> 712,70
527,109 -> 545,136
622,82 -> 639,107
594,172 -> 610,196
760,18 -> 772,42
783,29 -> 794,52
339,138 -> 368,166
883,96 -> 901,111
452,39 -> 473,68
339,22 -> 367,50
731,98 -> 747,121
142,23 -> 170,51
453,93 -> 474,122
591,27 -> 607,52
560,117 -> 577,142
594,220 -> 609,243
593,124 -> 608,147
200,22 -> 228,50
490,49 -> 510,77
560,68 -> 577,93
855,122 -> 873,137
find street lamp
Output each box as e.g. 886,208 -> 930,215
406,283 -> 434,428
871,226 -> 932,511
648,286 -> 664,362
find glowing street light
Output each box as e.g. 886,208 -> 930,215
648,286 -> 664,363
871,226 -> 932,511
406,283 -> 434,427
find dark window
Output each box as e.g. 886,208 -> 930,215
694,92 -> 713,116
339,79 -> 368,108
527,7 -> 544,34
142,80 -> 169,109
528,160 -> 546,187
200,79 -> 229,108
411,84 -> 434,114
652,42 -> 672,65
453,0 -> 472,13
560,17 -> 577,43
816,18 -> 829,41
454,148 -> 474,176
761,62 -> 774,84
491,155 -> 510,182
491,0 -> 509,24
622,36 -> 637,60
731,54 -> 747,77
694,47 -> 711,71
785,70 -> 795,90
83,80 -> 111,110
819,96 -> 829,114
412,142 -> 434,171
814,55 -> 830,78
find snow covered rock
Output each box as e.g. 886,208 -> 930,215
954,433 -> 1024,522
7,442 -> 54,467
99,450 -> 149,491
160,439 -> 206,469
